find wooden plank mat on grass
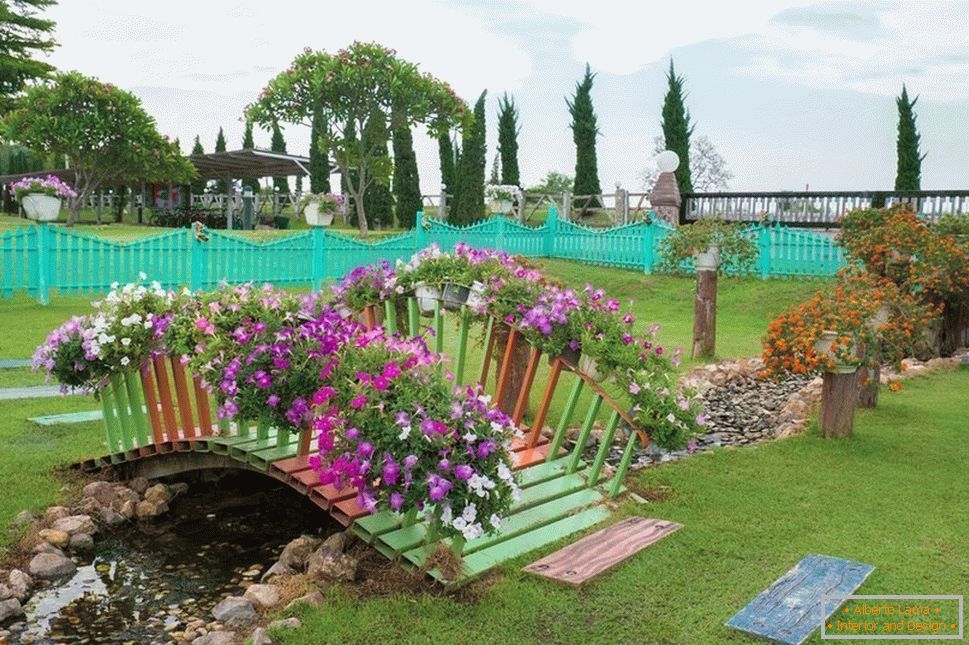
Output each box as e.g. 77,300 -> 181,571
522,516 -> 681,585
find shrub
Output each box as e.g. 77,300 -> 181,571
658,217 -> 757,273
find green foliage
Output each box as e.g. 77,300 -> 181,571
213,126 -> 228,194
308,108 -> 330,194
248,42 -> 464,236
451,91 -> 487,225
934,213 -> 969,239
497,93 -> 520,187
567,64 -> 602,203
528,170 -> 573,195
391,106 -> 421,229
189,135 -> 206,195
658,217 -> 757,274
270,121 -> 289,194
895,85 -> 923,191
0,0 -> 57,112
241,120 -> 260,194
661,60 -> 694,194
361,111 -> 394,229
3,71 -> 195,221
437,132 -> 456,196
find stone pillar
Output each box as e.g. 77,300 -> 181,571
649,172 -> 681,226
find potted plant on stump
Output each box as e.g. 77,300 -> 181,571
12,175 -> 77,222
485,184 -> 517,215
302,193 -> 344,227
659,217 -> 757,359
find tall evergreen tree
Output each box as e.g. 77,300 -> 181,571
438,132 -> 456,196
270,122 -> 289,194
895,85 -> 924,191
452,91 -> 487,224
489,152 -> 500,184
391,106 -> 421,229
189,135 -> 206,195
241,120 -> 260,193
362,111 -> 394,229
567,64 -> 602,205
661,59 -> 694,193
308,108 -> 331,194
497,93 -> 521,186
0,0 -> 57,113
213,127 -> 227,194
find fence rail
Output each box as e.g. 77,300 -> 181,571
681,190 -> 969,227
0,207 -> 845,303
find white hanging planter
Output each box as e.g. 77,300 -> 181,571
22,194 -> 61,222
693,245 -> 720,271
466,281 -> 487,309
304,201 -> 335,227
414,282 -> 441,315
579,355 -> 608,383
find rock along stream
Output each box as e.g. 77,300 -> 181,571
17,472 -> 329,644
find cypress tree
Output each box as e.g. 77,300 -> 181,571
438,132 -> 456,195
270,122 -> 289,194
497,93 -> 521,186
661,60 -> 694,193
309,108 -> 331,194
241,120 -> 260,194
452,91 -> 487,224
567,64 -> 602,206
895,85 -> 924,191
391,106 -> 421,229
213,127 -> 227,194
362,112 -> 394,229
190,135 -> 205,195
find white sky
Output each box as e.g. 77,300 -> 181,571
42,0 -> 969,193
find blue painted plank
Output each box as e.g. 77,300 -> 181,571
0,359 -> 31,368
726,554 -> 875,645
30,410 -> 103,426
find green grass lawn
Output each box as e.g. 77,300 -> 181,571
273,368 -> 969,644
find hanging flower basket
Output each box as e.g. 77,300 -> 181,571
579,354 -> 608,382
465,281 -> 487,310
441,283 -> 471,312
415,282 -> 441,316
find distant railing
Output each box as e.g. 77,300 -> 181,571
0,207 -> 846,304
681,190 -> 969,227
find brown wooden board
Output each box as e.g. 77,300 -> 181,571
522,516 -> 681,585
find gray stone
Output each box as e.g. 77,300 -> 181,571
51,514 -> 96,536
0,598 -> 22,622
320,530 -> 348,553
192,631 -> 236,645
211,596 -> 256,629
69,533 -> 95,552
144,483 -> 172,504
82,481 -> 116,506
306,546 -> 357,583
259,560 -> 293,583
43,506 -> 70,524
243,583 -> 279,608
0,584 -> 10,601
28,553 -> 76,579
268,617 -> 301,631
250,626 -> 272,645
111,485 -> 140,508
278,535 -> 321,570
136,500 -> 168,519
129,476 -> 150,494
119,499 -> 137,520
170,482 -> 190,496
100,507 -> 126,527
37,528 -> 70,548
12,511 -> 35,527
285,590 -> 324,611
32,542 -> 65,556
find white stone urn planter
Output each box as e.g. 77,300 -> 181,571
489,199 -> 513,214
22,194 -> 61,222
465,281 -> 487,309
693,245 -> 720,271
414,282 -> 441,315
579,354 -> 608,383
814,330 -> 858,374
304,201 -> 335,227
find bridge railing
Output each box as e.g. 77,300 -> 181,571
681,190 -> 969,227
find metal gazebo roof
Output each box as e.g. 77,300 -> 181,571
188,148 -> 310,180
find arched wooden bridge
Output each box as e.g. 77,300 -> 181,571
77,297 -> 651,583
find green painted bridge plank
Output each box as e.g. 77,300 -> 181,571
517,457 -> 580,487
228,430 -> 280,462
401,487 -> 607,568
434,506 -> 612,583
353,511 -> 403,542
247,441 -> 300,471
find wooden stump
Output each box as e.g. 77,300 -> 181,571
493,324 -> 531,418
692,269 -> 717,359
820,370 -> 859,438
857,364 -> 880,409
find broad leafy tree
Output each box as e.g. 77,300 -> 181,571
0,0 -> 57,113
391,103 -> 421,228
248,42 -> 464,236
895,85 -> 923,191
639,134 -> 732,191
308,107 -> 330,193
661,60 -> 694,193
270,122 -> 289,194
451,91 -> 487,224
527,170 -> 573,195
567,65 -> 601,204
497,93 -> 520,187
4,72 -> 194,222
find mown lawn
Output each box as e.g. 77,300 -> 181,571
275,368 -> 969,644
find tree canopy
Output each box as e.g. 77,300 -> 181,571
3,71 -> 194,221
248,42 -> 464,236
0,0 -> 57,113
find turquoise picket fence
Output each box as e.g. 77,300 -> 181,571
0,207 -> 845,303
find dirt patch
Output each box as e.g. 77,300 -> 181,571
625,481 -> 675,503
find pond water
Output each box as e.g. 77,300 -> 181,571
17,472 -> 330,644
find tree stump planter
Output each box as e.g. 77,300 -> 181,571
692,268 -> 718,359
857,364 -> 880,409
820,368 -> 859,438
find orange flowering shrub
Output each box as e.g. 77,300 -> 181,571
761,268 -> 936,377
